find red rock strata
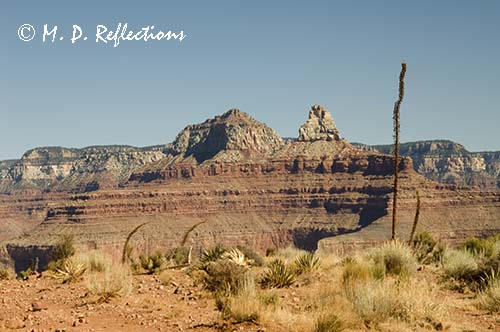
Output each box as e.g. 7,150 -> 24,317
1,106 -> 499,270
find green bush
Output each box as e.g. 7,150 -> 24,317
165,247 -> 190,266
0,267 -> 10,280
265,247 -> 276,257
139,251 -> 164,274
462,237 -> 494,257
412,232 -> 445,264
260,259 -> 295,288
294,252 -> 320,275
50,234 -> 76,262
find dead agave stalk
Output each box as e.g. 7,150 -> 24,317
408,190 -> 421,245
121,222 -> 149,264
392,62 -> 407,240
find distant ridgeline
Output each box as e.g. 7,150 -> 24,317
353,141 -> 500,191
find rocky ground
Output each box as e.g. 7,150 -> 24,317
0,259 -> 499,332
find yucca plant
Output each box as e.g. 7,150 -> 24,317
222,248 -> 254,266
200,244 -> 227,264
54,258 -> 87,284
294,252 -> 320,275
261,259 -> 295,288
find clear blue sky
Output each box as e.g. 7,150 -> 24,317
1,1 -> 499,160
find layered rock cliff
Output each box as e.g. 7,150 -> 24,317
1,106 -> 499,271
353,141 -> 500,190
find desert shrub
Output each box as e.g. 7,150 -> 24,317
236,245 -> 264,266
139,250 -> 164,274
476,278 -> 500,313
0,267 -> 10,280
265,247 -> 276,257
442,249 -> 478,281
87,264 -> 132,302
216,275 -> 260,323
50,234 -> 76,262
259,291 -> 279,306
53,257 -> 87,284
294,252 -> 320,275
342,260 -> 384,286
158,270 -> 173,286
83,251 -> 111,273
17,268 -> 35,280
202,259 -> 249,294
314,314 -> 344,332
165,246 -> 190,266
462,237 -> 494,257
200,244 -> 227,264
412,232 -> 445,264
369,240 -> 417,277
261,259 -> 295,288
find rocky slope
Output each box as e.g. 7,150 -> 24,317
353,141 -> 500,190
1,106 -> 499,271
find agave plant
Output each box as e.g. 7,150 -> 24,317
294,252 -> 320,275
222,248 -> 254,266
200,244 -> 227,264
261,259 -> 295,288
54,258 -> 87,284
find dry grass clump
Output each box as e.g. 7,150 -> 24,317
442,249 -> 478,281
343,278 -> 442,328
86,264 -> 133,302
53,257 -> 87,284
79,250 -> 112,273
342,259 -> 384,285
314,314 -> 344,332
476,278 -> 500,313
368,240 -> 417,277
216,275 -> 260,323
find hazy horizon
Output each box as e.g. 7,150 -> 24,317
2,0 -> 499,160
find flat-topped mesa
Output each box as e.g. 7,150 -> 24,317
172,108 -> 284,163
298,105 -> 342,142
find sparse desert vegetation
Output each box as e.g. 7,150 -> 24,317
0,233 -> 499,331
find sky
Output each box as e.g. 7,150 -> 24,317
1,1 -> 499,160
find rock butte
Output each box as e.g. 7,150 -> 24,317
0,105 -> 499,271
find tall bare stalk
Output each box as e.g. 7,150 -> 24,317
392,62 -> 407,240
121,222 -> 149,264
408,190 -> 421,245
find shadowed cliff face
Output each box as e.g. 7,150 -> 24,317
1,106 -> 499,267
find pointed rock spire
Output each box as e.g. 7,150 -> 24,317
298,105 -> 342,142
